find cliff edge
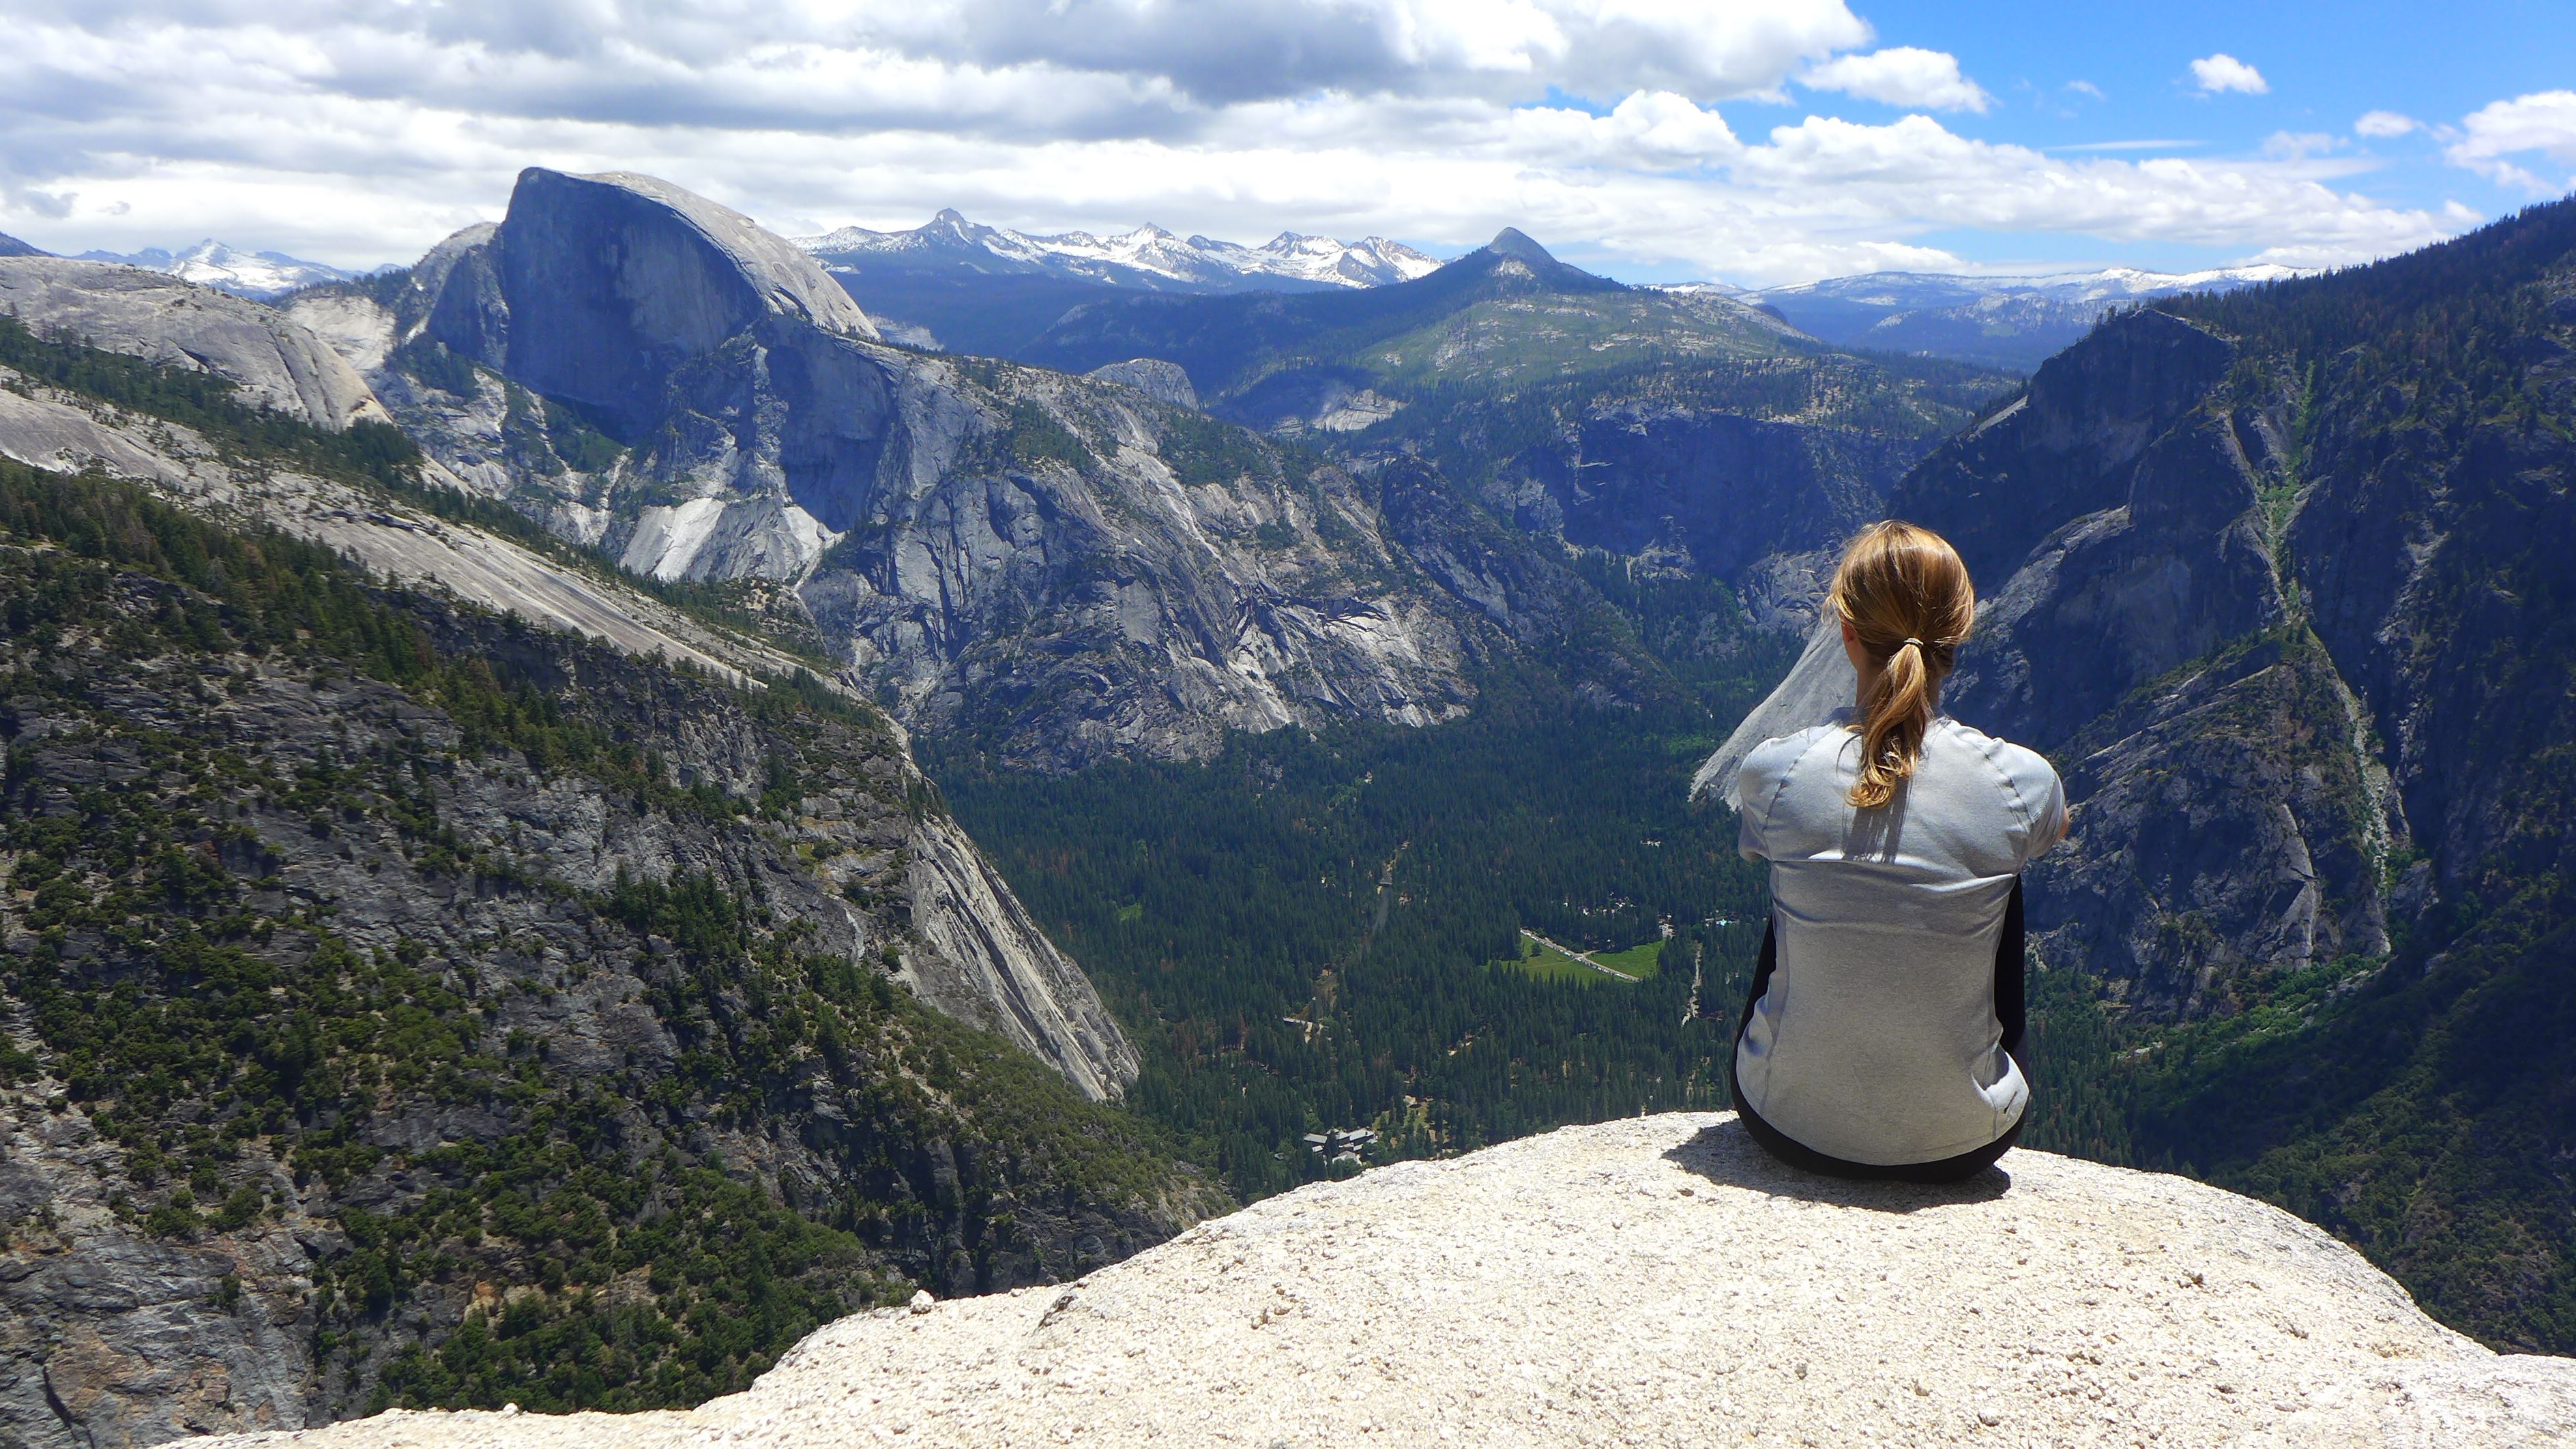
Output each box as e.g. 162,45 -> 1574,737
203,1114 -> 2575,1448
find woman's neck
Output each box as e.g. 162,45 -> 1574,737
1850,659 -> 1941,718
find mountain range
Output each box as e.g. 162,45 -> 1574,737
2,160 -> 2573,1444
1740,263 -> 2307,370
795,209 -> 1441,293
27,207 -> 2301,372
66,239 -> 375,299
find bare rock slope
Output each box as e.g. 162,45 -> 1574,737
0,257 -> 384,429
207,1114 -> 2575,1449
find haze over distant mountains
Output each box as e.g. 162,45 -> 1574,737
1736,263 -> 2306,370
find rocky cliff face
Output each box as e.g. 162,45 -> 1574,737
0,469 -> 1218,1445
1463,392 -> 1939,628
282,171 -> 1542,770
0,258 -> 385,430
0,272 -> 1141,1102
1891,308 -> 2385,1014
190,1115 -> 2576,1449
479,169 -> 878,442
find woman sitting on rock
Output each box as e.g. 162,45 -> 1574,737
1730,520 -> 2065,1183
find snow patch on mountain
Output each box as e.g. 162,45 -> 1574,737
797,209 -> 1441,291
69,240 -> 374,300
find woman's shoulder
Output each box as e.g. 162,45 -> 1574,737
1738,718 -> 1855,809
1931,718 -> 2064,808
1744,716 -> 1855,774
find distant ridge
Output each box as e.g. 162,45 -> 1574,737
1736,263 -> 2306,369
68,239 -> 366,299
0,231 -> 45,259
795,209 -> 1441,293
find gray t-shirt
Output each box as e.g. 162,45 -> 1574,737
1733,712 -> 2067,1166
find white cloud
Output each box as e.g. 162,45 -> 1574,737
2064,80 -> 2105,100
2354,110 -> 2420,138
2444,90 -> 2576,192
2188,54 -> 2268,96
1801,47 -> 1992,114
0,3 -> 2475,285
2260,131 -> 2341,161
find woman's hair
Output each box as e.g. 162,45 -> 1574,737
1828,520 -> 1975,809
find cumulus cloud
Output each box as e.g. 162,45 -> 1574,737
0,1 -> 2477,284
2188,54 -> 2268,96
2354,110 -> 2420,138
1801,47 -> 1992,113
2444,89 -> 2576,192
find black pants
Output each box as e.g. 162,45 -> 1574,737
1724,879 -> 2030,1184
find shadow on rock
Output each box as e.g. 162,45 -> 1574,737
1661,1116 -> 2013,1212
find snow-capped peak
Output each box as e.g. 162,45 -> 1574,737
72,239 -> 367,300
793,211 -> 1441,291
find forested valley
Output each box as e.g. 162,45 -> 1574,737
930,567 -> 2139,1203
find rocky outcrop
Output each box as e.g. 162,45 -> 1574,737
898,812 -> 1140,1101
795,365 -> 1482,767
192,1114 -> 2576,1449
0,257 -> 385,429
474,169 -> 877,441
1082,357 -> 1197,409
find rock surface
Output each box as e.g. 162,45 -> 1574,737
308,170 -> 1560,767
1083,357 -> 1198,409
0,257 -> 385,429
483,168 -> 877,441
197,1114 -> 2576,1449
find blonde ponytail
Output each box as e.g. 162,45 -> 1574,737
1828,523 -> 1975,809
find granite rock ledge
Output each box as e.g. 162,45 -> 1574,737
202,1113 -> 2576,1449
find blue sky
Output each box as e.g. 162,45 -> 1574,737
1781,0 -> 2576,276
1,0 -> 2569,285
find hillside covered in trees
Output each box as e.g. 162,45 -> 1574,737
0,458 -> 1220,1440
